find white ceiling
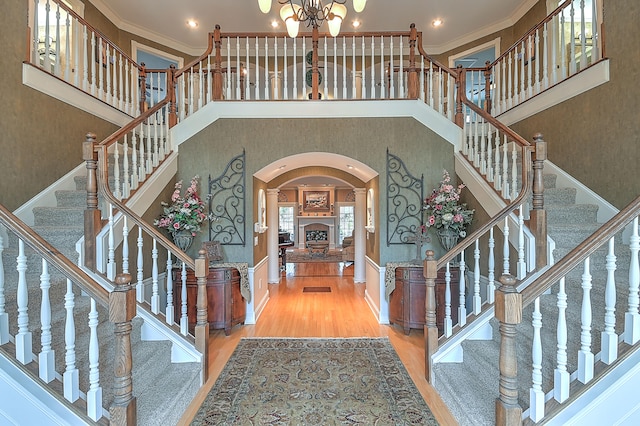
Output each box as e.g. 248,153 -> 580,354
90,0 -> 538,56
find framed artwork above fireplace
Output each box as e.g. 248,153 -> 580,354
302,190 -> 330,212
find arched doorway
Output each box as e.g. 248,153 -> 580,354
254,153 -> 378,285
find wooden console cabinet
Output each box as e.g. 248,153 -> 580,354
172,266 -> 245,336
389,266 -> 460,335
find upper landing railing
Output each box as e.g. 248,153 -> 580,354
461,0 -> 606,116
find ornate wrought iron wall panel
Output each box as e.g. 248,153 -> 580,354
208,150 -> 246,246
386,149 -> 424,245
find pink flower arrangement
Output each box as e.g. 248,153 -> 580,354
154,176 -> 209,236
423,170 -> 474,238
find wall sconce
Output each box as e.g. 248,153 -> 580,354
365,188 -> 375,234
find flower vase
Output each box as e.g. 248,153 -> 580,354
172,230 -> 194,252
436,228 -> 459,252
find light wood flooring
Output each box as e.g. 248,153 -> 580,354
178,261 -> 458,425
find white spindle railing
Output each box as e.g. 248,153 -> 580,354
30,0 -> 143,117
465,0 -> 603,115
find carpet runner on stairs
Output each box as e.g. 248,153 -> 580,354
432,172 -> 632,425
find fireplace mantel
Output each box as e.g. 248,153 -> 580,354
297,216 -> 337,249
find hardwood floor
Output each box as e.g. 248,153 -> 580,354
178,261 -> 459,425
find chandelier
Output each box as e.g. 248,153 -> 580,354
258,0 -> 367,37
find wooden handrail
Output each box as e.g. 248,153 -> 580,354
522,195 -> 640,308
0,203 -> 109,306
436,98 -> 535,270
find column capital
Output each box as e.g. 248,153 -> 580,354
353,187 -> 366,195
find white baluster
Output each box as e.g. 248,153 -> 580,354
255,37 -> 260,99
0,234 -> 6,344
39,259 -> 55,382
530,297 -> 545,422
419,56 -> 425,102
107,204 -> 116,280
188,67 -> 194,115
444,262 -> 452,337
131,128 -> 139,187
494,131 -> 503,191
151,239 -> 159,313
507,51 -> 513,109
138,123 -> 146,181
533,30 -> 540,95
301,36 -> 306,99
517,207 -> 526,278
370,36 -> 375,99
333,36 -> 338,98
273,36 -> 278,100
479,116 -> 487,174
486,125 -> 494,182
601,237 -> 618,364
389,36 -> 394,98
379,36 -> 385,99
323,36 -> 328,99
16,240 -> 32,364
399,35 -> 404,97
519,41 -> 525,103
122,134 -> 130,198
118,54 -> 124,110
283,36 -> 288,99
502,136 -> 509,199
146,115 -> 153,172
342,36 -> 347,99
180,262 -> 188,335
500,58 -> 507,112
245,38 -> 250,100
136,227 -> 144,303
90,32 -> 96,96
543,22 -> 550,90
351,36 -> 356,99
113,142 -> 122,200
32,0 -> 40,65
63,279 -> 79,402
625,217 -> 640,344
105,44 -> 112,104
473,239 -> 481,314
503,217 -> 510,276
292,37 -> 297,99
511,144 -> 518,200
554,277 -> 569,402
264,36 -> 269,100
487,227 -> 496,304
122,216 -> 129,274
166,250 -> 174,324
458,250 -> 467,327
86,298 -> 102,421
559,12 -> 567,80
578,257 -> 594,384
64,9 -> 71,81
361,36 -> 366,98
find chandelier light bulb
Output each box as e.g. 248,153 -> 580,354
352,0 -> 367,13
327,3 -> 346,37
258,0 -> 272,14
285,17 -> 300,37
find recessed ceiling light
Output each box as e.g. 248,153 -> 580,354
346,164 -> 354,169
271,20 -> 279,28
279,165 -> 287,169
352,20 -> 361,28
187,20 -> 198,29
432,18 -> 443,28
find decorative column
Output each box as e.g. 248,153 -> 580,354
354,188 -> 366,283
267,189 -> 280,283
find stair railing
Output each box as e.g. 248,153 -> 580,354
26,0 -> 163,117
0,203 -> 137,424
423,86 -> 549,380
464,0 -> 606,116
492,195 -> 640,424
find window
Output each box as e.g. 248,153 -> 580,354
278,205 -> 295,242
337,204 -> 355,245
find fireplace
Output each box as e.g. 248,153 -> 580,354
297,216 -> 336,249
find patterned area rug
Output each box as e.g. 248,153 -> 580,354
286,249 -> 345,263
191,338 -> 438,425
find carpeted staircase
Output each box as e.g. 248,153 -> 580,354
432,172 -> 632,425
1,155 -> 201,425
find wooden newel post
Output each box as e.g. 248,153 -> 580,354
495,274 -> 522,426
529,133 -> 547,269
213,25 -> 223,100
138,63 -> 147,113
423,250 -> 438,382
454,65 -> 465,128
311,27 -> 320,100
83,133 -> 101,271
483,61 -> 492,114
194,249 -> 209,384
407,23 -> 419,99
109,273 -> 137,426
168,64 -> 177,128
